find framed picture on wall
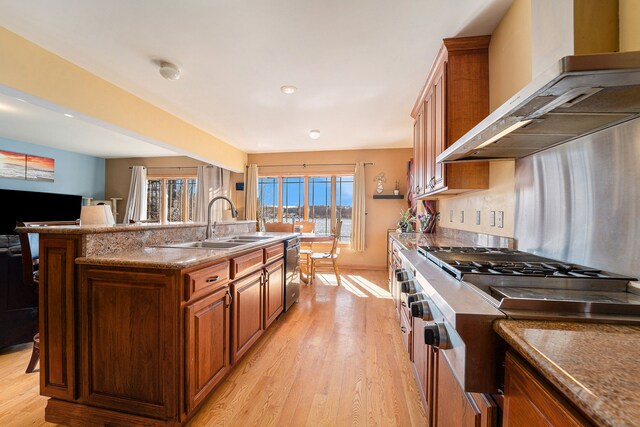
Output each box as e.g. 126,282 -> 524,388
0,150 -> 55,182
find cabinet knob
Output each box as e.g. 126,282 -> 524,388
400,325 -> 407,333
424,322 -> 450,349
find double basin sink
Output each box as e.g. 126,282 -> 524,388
158,235 -> 273,250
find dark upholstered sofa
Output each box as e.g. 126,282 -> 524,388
0,235 -> 38,349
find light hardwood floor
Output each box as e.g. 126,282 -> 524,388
0,269 -> 427,426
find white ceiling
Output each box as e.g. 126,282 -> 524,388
0,0 -> 512,155
0,91 -> 177,158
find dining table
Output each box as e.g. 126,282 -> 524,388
298,232 -> 334,283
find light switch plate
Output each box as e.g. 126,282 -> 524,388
497,211 -> 504,228
489,211 -> 496,227
460,211 -> 464,223
476,211 -> 481,225
449,210 -> 453,222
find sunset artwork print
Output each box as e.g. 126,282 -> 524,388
0,150 -> 55,182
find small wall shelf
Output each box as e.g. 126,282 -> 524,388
373,194 -> 404,199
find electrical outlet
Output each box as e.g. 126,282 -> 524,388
476,211 -> 481,225
497,211 -> 504,228
460,211 -> 464,223
489,211 -> 496,227
449,210 -> 454,222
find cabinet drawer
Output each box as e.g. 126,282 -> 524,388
185,261 -> 230,301
264,243 -> 284,264
231,250 -> 264,279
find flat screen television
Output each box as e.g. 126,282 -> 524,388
0,189 -> 83,235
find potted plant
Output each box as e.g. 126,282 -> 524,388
398,208 -> 414,232
394,180 -> 400,196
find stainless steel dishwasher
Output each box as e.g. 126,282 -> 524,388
283,237 -> 300,311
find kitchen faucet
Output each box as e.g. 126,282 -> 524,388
206,196 -> 238,240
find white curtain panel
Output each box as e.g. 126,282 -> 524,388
195,165 -> 232,222
245,164 -> 259,221
123,166 -> 147,223
352,162 -> 366,252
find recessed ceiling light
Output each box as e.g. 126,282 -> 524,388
159,61 -> 181,80
63,113 -> 74,118
309,130 -> 321,139
280,85 -> 297,95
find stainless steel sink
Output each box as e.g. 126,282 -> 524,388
222,236 -> 272,242
163,241 -> 248,249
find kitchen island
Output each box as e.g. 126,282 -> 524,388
17,222 -> 296,426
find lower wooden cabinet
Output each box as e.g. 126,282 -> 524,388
436,355 -> 496,427
231,270 -> 264,363
264,259 -> 284,329
503,351 -> 591,427
185,286 -> 231,412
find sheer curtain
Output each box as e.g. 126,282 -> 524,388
123,166 -> 147,223
195,165 -> 231,222
352,162 -> 366,251
245,164 -> 259,221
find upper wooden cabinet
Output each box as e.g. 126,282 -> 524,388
411,36 -> 490,198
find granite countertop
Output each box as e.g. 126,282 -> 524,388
15,220 -> 257,235
76,232 -> 297,269
389,232 -> 471,249
495,319 -> 640,427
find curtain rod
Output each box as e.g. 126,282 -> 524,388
249,162 -> 374,169
128,165 -> 212,170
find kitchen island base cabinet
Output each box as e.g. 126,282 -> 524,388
231,270 -> 264,363
503,352 -> 591,427
264,259 -> 284,329
186,286 -> 231,413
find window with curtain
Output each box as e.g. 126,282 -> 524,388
336,176 -> 354,242
146,177 -> 197,222
258,177 -> 278,223
308,176 -> 331,234
282,176 -> 304,223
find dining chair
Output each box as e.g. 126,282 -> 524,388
294,221 -> 316,233
264,222 -> 294,232
16,220 -> 79,373
309,220 -> 343,286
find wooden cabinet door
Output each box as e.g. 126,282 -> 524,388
231,270 -> 264,363
435,355 -> 496,427
185,287 -> 231,412
264,259 -> 284,329
413,104 -> 425,197
79,268 -> 178,419
432,60 -> 447,193
503,352 -> 591,427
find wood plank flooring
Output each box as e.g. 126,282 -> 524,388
0,269 -> 427,426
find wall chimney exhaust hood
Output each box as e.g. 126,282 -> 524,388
438,51 -> 640,163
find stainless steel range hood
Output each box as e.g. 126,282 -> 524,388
438,51 -> 640,163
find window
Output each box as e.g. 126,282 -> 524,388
258,177 -> 278,223
257,174 -> 354,243
146,177 -> 197,222
282,177 -> 304,223
336,176 -> 353,243
308,176 -> 331,234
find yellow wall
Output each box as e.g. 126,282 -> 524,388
574,0 -> 619,54
620,0 -> 640,51
438,0 -> 531,238
248,148 -> 413,269
0,28 -> 246,172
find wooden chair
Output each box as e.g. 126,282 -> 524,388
264,222 -> 294,232
16,220 -> 79,373
310,220 -> 343,286
294,221 -> 316,233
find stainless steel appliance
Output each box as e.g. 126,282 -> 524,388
419,246 -> 640,319
283,237 -> 300,311
396,246 -> 640,394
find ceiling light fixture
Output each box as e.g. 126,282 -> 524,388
309,129 -> 321,140
280,85 -> 297,95
63,113 -> 74,118
159,61 -> 181,81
